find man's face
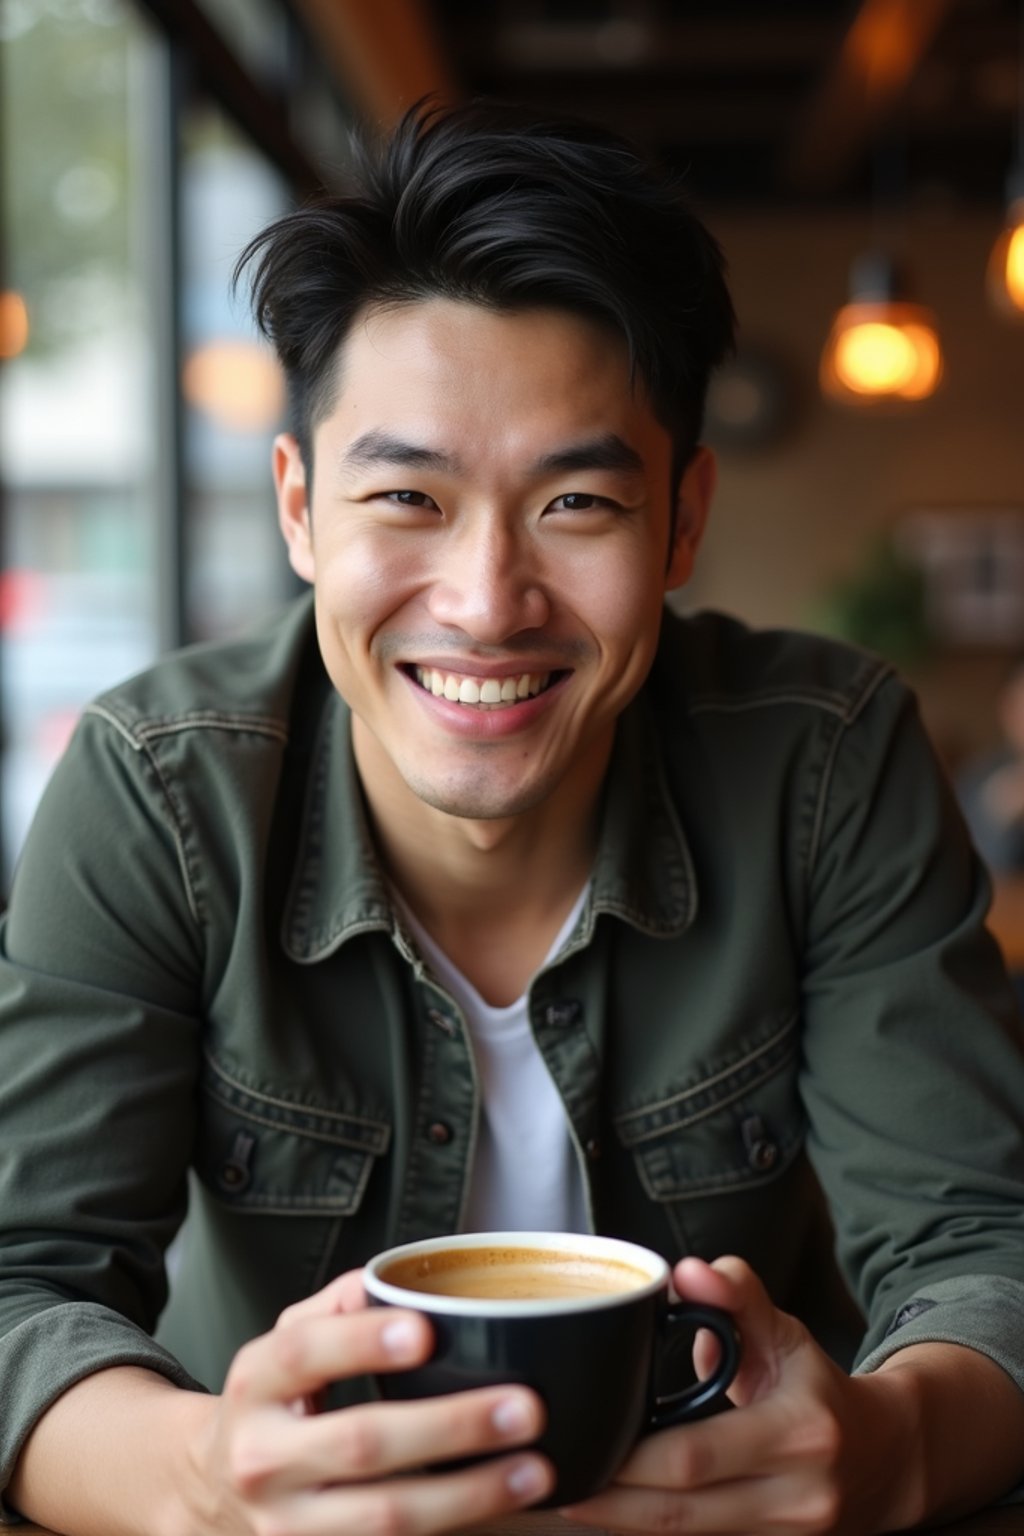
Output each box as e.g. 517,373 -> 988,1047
275,299 -> 712,826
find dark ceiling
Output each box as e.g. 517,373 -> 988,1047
424,0 -> 1023,209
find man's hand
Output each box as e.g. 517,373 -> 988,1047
182,1270 -> 553,1536
558,1255 -> 1024,1536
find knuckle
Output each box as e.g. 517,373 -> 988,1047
251,1510 -> 292,1536
269,1323 -> 310,1378
663,1432 -> 714,1489
646,1495 -> 690,1535
792,1480 -> 843,1533
791,1404 -> 842,1466
224,1345 -> 260,1404
333,1413 -> 383,1478
225,1432 -> 276,1497
362,1491 -> 411,1536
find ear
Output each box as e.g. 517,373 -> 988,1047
273,433 -> 315,584
665,445 -> 716,591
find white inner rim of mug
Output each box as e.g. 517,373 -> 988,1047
364,1230 -> 669,1316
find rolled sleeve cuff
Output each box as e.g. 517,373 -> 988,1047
0,1301 -> 204,1524
855,1273 -> 1024,1394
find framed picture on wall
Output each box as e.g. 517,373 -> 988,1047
895,507 -> 1024,648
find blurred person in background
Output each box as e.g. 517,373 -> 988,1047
2,101 -> 1024,1536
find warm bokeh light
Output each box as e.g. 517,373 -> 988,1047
821,301 -> 942,403
0,290 -> 30,359
988,214 -> 1024,315
182,338 -> 285,432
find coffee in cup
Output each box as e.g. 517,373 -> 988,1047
363,1230 -> 740,1506
378,1242 -> 651,1301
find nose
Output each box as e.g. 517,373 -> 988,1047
426,515 -> 551,642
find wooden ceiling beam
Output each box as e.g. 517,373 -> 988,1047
783,0 -> 959,190
289,0 -> 458,128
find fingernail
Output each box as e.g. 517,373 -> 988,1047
506,1456 -> 549,1501
492,1395 -> 533,1438
381,1316 -> 422,1359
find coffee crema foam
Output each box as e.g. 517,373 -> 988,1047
381,1246 -> 651,1300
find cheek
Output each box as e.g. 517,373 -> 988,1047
317,533 -> 429,637
573,553 -> 664,656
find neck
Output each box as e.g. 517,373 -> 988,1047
352,721 -> 611,1002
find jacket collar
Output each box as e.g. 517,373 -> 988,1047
281,685 -> 697,965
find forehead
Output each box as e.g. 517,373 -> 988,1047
319,298 -> 667,463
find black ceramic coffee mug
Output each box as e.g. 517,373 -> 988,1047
363,1230 -> 741,1506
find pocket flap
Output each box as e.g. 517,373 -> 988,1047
196,1052 -> 391,1216
613,1012 -> 804,1200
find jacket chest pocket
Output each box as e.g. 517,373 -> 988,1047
195,1052 -> 391,1217
613,1012 -> 806,1268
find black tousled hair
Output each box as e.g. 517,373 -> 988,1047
235,99 -> 736,482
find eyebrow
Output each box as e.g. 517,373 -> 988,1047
340,429 -> 646,479
341,430 -> 457,473
532,434 -> 645,477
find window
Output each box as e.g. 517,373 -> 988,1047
180,99 -> 293,640
0,0 -> 164,876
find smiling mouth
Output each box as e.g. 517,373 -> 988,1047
407,665 -> 564,709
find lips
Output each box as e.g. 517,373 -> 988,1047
410,666 -> 558,708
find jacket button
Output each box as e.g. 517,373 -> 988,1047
585,1137 -> 601,1161
427,1008 -> 456,1036
741,1114 -> 778,1173
544,999 -> 582,1028
218,1130 -> 255,1193
748,1138 -> 778,1172
218,1160 -> 251,1193
426,1121 -> 453,1145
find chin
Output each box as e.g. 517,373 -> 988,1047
404,771 -> 552,822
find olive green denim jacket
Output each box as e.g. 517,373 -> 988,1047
2,596 -> 1024,1513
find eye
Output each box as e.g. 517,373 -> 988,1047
548,492 -> 616,513
385,490 -> 439,509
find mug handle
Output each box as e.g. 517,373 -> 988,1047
648,1302 -> 741,1430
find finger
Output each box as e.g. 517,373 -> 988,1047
228,1385 -> 547,1494
265,1453 -> 555,1536
609,1392 -> 810,1491
226,1307 -> 434,1406
562,1470 -> 817,1536
673,1255 -> 806,1405
276,1271 -> 368,1328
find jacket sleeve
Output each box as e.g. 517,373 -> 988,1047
0,707 -> 207,1518
798,670 -> 1024,1389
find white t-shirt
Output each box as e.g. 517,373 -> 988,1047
394,887 -> 591,1235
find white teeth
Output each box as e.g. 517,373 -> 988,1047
413,667 -> 554,709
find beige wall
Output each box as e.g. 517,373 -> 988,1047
678,204 -> 1024,766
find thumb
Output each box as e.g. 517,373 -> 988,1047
672,1254 -> 807,1407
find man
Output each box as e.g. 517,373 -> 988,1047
2,101 -> 1024,1536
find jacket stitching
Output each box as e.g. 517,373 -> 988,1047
84,703 -> 203,928
616,1014 -> 797,1125
637,1146 -> 802,1201
621,1049 -> 799,1144
805,668 -> 894,883
687,689 -> 853,719
201,1089 -> 385,1152
135,714 -> 289,745
84,702 -> 290,745
203,1050 -> 391,1138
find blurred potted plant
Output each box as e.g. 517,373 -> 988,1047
809,534 -> 932,670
